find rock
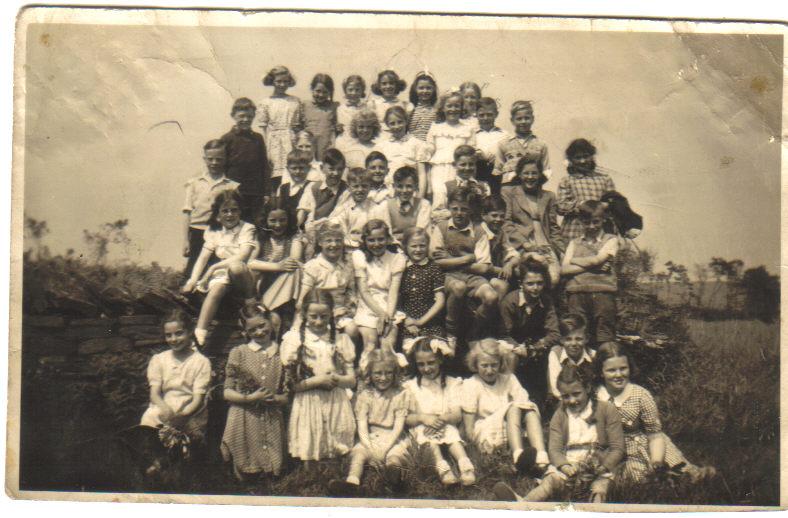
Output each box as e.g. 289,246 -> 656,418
65,325 -> 115,340
52,295 -> 100,317
78,337 -> 133,355
23,334 -> 78,356
70,318 -> 115,327
23,315 -> 66,328
118,325 -> 163,340
118,315 -> 159,326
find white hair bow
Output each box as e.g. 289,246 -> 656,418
402,336 -> 455,358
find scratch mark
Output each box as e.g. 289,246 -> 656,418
148,120 -> 183,134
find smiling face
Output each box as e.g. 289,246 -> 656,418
444,95 -> 463,124
454,154 -> 477,181
511,108 -> 534,136
405,233 -> 429,263
558,379 -> 590,413
415,78 -> 435,105
371,361 -> 396,391
164,321 -> 192,353
319,235 -> 343,262
476,105 -> 497,131
349,178 -> 371,203
414,349 -> 441,380
477,352 -> 501,384
364,227 -> 389,256
385,112 -> 407,139
448,200 -> 471,229
394,176 -> 417,203
518,162 -> 542,193
482,208 -> 505,233
305,302 -> 331,334
568,151 -> 596,174
203,148 -> 227,177
602,355 -> 631,393
344,80 -> 363,103
321,163 -> 344,187
379,75 -> 398,100
562,329 -> 587,362
272,73 -> 290,95
244,314 -> 273,344
312,82 -> 331,105
219,200 -> 241,229
521,271 -> 546,301
232,108 -> 255,131
356,121 -> 376,143
367,159 -> 388,186
581,210 -> 605,238
266,209 -> 289,237
462,87 -> 480,117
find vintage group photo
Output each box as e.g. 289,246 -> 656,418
10,8 -> 783,509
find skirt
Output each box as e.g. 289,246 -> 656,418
410,423 -> 462,446
288,387 -> 356,461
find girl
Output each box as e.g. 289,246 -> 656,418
221,307 -> 289,480
376,106 -> 428,197
425,90 -> 476,210
372,166 -> 432,246
403,337 -> 476,486
459,81 -> 481,128
292,130 -> 325,183
396,227 -> 446,345
281,290 -> 357,462
302,73 -> 339,161
368,70 -> 412,125
595,342 -> 716,483
352,220 -> 407,359
337,75 -> 369,135
335,109 -> 381,170
258,66 -> 302,191
494,364 -> 624,503
328,350 -> 412,495
407,71 -> 438,141
182,190 -> 259,346
461,338 -> 549,474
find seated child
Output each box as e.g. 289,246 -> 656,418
365,151 -> 394,205
328,167 -> 377,250
547,314 -> 596,402
434,144 -> 491,220
479,195 -> 520,298
372,166 -> 432,246
277,150 -> 316,226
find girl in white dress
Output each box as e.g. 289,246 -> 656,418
337,75 -> 370,136
367,70 -> 413,125
376,105 -> 428,197
334,108 -> 380,170
258,66 -> 303,189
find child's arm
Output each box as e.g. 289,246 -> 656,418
570,236 -> 618,268
462,412 -> 477,442
199,243 -> 256,283
356,275 -> 388,320
380,414 -> 407,458
178,392 -> 206,419
547,348 -> 562,399
560,240 -> 585,276
386,268 -> 404,318
433,253 -> 476,270
466,233 -> 493,275
182,213 -> 192,258
547,410 -> 570,470
414,289 -> 445,329
556,177 -> 577,216
335,364 -> 356,389
149,384 -> 175,422
417,162 -> 428,199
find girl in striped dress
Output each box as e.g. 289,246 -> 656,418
408,71 -> 438,141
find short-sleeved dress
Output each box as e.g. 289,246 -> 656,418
351,249 -> 407,328
200,221 -> 259,290
403,376 -> 462,445
461,373 -> 540,453
221,341 -> 287,475
375,133 -> 426,186
140,349 -> 211,439
397,259 -> 445,338
334,135 -> 379,170
352,386 -> 412,463
300,254 -> 357,327
302,100 -> 339,160
597,384 -> 689,482
424,121 -> 476,209
337,100 -> 369,135
258,95 -> 303,181
368,96 -> 413,127
281,328 -> 357,460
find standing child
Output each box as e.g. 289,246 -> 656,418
461,339 -> 549,473
220,97 -> 270,225
276,150 -> 316,225
561,200 -> 618,347
373,166 -> 432,246
474,97 -> 509,194
328,350 -> 412,495
292,130 -> 326,183
281,290 -> 357,462
397,228 -> 446,344
459,81 -> 481,128
547,314 -> 596,402
403,337 -> 475,486
182,190 -> 259,347
335,109 -> 381,170
365,151 -> 393,206
557,138 -> 615,241
408,71 -> 438,141
221,307 -> 289,480
439,144 -> 491,217
377,106 -> 428,197
337,75 -> 369,136
302,73 -> 340,161
494,100 -> 551,188
258,66 -> 302,192
368,70 -> 412,125
329,168 -> 377,250
182,140 -> 240,275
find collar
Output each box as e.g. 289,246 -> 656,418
517,290 -> 545,309
479,221 -> 497,240
447,219 -> 475,235
219,222 -> 244,235
582,231 -> 606,244
319,180 -> 340,193
559,347 -> 594,366
232,125 -> 254,135
513,132 -> 535,142
597,383 -> 633,407
477,126 -> 502,134
566,399 -> 594,420
350,198 -> 373,210
304,327 -> 331,343
246,340 -> 277,356
388,133 -> 410,143
200,173 -> 230,186
315,253 -> 343,270
456,177 -> 478,187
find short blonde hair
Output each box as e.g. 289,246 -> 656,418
362,349 -> 402,386
465,338 -> 516,374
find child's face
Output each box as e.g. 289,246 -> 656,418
386,113 -> 407,138
364,227 -> 389,256
415,79 -> 435,105
356,121 -> 376,143
444,96 -> 463,123
558,380 -> 590,413
344,81 -> 363,103
320,235 -> 344,262
477,352 -> 501,384
521,271 -> 546,301
219,200 -> 242,229
287,162 -> 308,184
394,177 -> 417,203
244,314 -> 273,343
349,179 -> 371,203
414,350 -> 441,380
367,159 -> 388,186
232,109 -> 255,130
203,148 -> 227,177
405,234 -> 429,263
511,109 -> 534,136
312,82 -> 331,105
273,74 -> 290,94
448,200 -> 471,228
519,163 -> 541,192
482,209 -> 505,233
581,211 -> 605,237
476,106 -> 497,131
305,303 -> 331,334
462,88 -> 479,116
321,163 -> 344,186
371,362 -> 396,392
602,355 -> 630,392
295,139 -> 314,156
379,75 -> 398,99
568,151 -> 596,173
454,154 -> 477,181
562,329 -> 587,362
266,209 -> 289,237
164,321 -> 191,353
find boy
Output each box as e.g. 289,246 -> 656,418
430,188 -> 499,343
372,165 -> 432,246
556,138 -> 615,240
479,195 -> 520,298
329,168 -> 377,249
547,314 -> 596,401
434,145 -> 491,223
365,151 -> 393,206
494,100 -> 551,188
219,98 -> 270,224
182,140 -> 239,274
277,150 -> 315,226
475,97 -> 510,194
561,200 -> 619,346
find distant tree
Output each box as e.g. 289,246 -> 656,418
639,248 -> 656,280
24,215 -> 50,260
83,219 -> 131,264
708,257 -> 744,310
740,266 -> 779,323
694,264 -> 710,307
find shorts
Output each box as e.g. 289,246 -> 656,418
445,271 -> 490,296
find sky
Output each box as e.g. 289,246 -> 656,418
20,14 -> 783,274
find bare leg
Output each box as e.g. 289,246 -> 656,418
196,284 -> 229,340
506,405 -> 524,454
473,284 -> 500,330
489,278 -> 509,300
445,279 -> 467,337
346,448 -> 367,484
226,260 -> 257,301
358,326 -> 379,354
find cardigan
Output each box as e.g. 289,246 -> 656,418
548,399 -> 624,472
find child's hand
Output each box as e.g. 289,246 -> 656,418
181,279 -> 197,293
196,277 -> 210,292
512,344 -> 529,357
432,249 -> 448,260
405,324 -> 420,336
158,405 -> 176,423
279,258 -> 300,272
560,464 -> 578,477
501,262 -> 516,280
249,388 -> 274,403
422,415 -> 445,430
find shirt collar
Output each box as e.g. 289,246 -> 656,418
559,347 -> 593,366
447,219 -> 475,235
477,126 -> 501,134
597,383 -> 633,407
582,231 -> 606,244
200,173 -> 230,186
517,290 -> 544,309
479,221 -> 496,240
319,180 -> 340,193
316,253 -> 343,270
566,399 -> 594,419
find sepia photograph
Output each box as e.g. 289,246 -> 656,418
8,6 -> 785,511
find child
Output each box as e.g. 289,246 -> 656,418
221,307 -> 289,480
220,97 -> 270,225
595,341 -> 716,483
479,196 -> 520,298
430,188 -> 497,343
297,148 -> 351,233
376,106 -> 427,197
368,70 -> 413,124
337,75 -> 369,135
494,100 -> 551,188
182,140 -> 240,275
425,90 -> 476,210
461,339 -> 549,473
329,167 -> 377,249
403,337 -> 475,485
335,109 -> 381,170
408,71 -> 438,141
281,290 -> 357,462
459,81 -> 481,128
292,130 -> 326,183
499,258 -> 561,410
352,220 -> 407,358
365,151 -> 393,206
397,227 -> 446,344
182,190 -> 259,346
328,350 -> 412,495
561,200 -> 619,346
494,364 -> 624,503
258,66 -> 303,192
302,73 -> 339,161
277,150 -> 316,224
474,97 -> 509,194
372,166 -> 432,246
502,156 -> 563,286
440,144 -> 491,215
547,314 -> 596,401
557,138 -> 615,241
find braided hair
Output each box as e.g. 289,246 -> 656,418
407,336 -> 448,388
